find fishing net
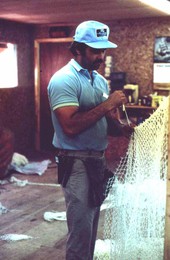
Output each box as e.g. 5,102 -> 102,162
95,96 -> 169,260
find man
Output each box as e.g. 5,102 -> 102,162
48,20 -> 131,260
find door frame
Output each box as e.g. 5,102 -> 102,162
34,37 -> 72,150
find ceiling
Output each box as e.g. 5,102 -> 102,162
0,0 -> 170,26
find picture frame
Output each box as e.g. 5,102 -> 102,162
153,36 -> 170,90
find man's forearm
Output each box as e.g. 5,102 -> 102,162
56,90 -> 127,137
60,99 -> 117,137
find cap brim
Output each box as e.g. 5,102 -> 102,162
85,41 -> 117,49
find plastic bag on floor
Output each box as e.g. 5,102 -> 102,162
10,159 -> 51,176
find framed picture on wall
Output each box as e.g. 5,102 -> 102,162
153,36 -> 170,90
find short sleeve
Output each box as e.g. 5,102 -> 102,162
48,70 -> 80,111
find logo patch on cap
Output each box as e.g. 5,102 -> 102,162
96,29 -> 107,37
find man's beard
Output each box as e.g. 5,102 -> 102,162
81,56 -> 103,71
90,59 -> 103,70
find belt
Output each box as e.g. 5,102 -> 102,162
55,148 -> 105,158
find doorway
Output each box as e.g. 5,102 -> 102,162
34,38 -> 72,151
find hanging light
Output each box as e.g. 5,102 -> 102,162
0,42 -> 8,53
0,42 -> 7,48
139,0 -> 170,15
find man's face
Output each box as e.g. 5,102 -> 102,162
81,46 -> 106,71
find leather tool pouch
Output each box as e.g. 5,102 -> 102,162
57,156 -> 74,187
84,157 -> 115,207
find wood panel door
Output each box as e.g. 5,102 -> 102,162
34,38 -> 72,151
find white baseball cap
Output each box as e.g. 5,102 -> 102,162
73,20 -> 117,49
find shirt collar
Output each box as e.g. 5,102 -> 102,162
70,59 -> 98,76
70,59 -> 83,72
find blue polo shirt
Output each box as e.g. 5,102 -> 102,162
48,59 -> 109,151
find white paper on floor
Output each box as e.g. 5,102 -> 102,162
44,211 -> 66,222
0,234 -> 33,241
10,176 -> 60,187
10,159 -> 51,176
11,153 -> 29,166
0,202 -> 9,215
10,176 -> 29,187
0,179 -> 8,185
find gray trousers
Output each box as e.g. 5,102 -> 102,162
62,158 -> 100,260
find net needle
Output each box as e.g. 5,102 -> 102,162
122,104 -> 131,126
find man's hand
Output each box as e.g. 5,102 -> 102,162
0,128 -> 14,179
107,90 -> 127,109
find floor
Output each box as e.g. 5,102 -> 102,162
0,137 -> 129,260
0,151 -> 107,260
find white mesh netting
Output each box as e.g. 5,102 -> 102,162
95,96 -> 169,260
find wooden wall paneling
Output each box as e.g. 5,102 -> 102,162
34,38 -> 72,150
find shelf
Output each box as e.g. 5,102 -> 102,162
125,105 -> 156,111
124,105 -> 156,125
